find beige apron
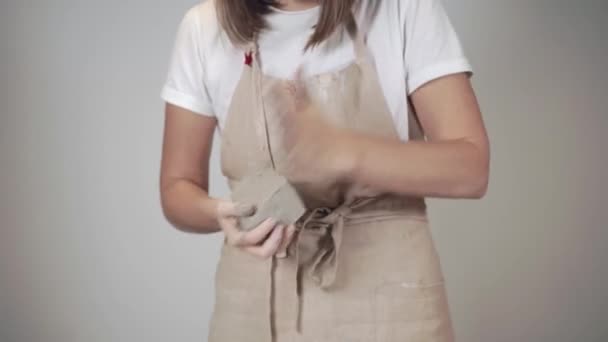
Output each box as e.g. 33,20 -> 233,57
210,13 -> 455,342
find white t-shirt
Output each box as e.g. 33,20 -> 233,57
160,0 -> 473,141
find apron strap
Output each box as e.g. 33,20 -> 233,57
350,1 -> 375,63
248,33 -> 278,170
349,4 -> 426,142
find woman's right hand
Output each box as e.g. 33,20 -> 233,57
215,200 -> 297,259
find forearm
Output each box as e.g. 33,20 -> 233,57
160,178 -> 222,234
345,133 -> 489,199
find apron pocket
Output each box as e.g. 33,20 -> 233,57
373,280 -> 454,341
374,280 -> 445,322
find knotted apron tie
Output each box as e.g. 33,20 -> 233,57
282,196 -> 378,333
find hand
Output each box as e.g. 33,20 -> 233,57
215,200 -> 297,259
267,70 -> 357,186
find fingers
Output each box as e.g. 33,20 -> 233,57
221,218 -> 298,260
217,200 -> 256,218
221,218 -> 300,261
243,224 -> 285,259
276,224 -> 297,258
239,217 -> 279,245
222,217 -> 277,247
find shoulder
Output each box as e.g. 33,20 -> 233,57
367,0 -> 444,25
361,0 -> 413,21
180,1 -> 216,24
176,1 -> 224,47
171,0 -> 237,71
356,0 -> 413,42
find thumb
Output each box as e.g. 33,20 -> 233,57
216,199 -> 256,218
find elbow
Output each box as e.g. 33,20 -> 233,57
451,174 -> 487,199
160,195 -> 196,233
160,190 -> 180,229
449,150 -> 489,199
468,173 -> 489,199
159,183 -> 190,233
458,164 -> 489,199
456,141 -> 490,199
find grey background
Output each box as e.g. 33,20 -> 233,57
1,0 -> 607,341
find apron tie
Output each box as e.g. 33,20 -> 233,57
286,196 -> 378,333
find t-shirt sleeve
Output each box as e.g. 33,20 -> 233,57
160,7 -> 215,116
401,0 -> 473,95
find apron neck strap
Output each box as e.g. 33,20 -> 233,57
349,0 -> 379,62
247,32 -> 277,170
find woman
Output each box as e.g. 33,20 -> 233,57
159,0 -> 489,341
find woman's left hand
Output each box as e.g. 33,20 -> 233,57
267,72 -> 357,186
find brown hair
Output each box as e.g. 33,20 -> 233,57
216,0 -> 357,51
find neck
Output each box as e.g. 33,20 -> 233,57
277,0 -> 319,11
